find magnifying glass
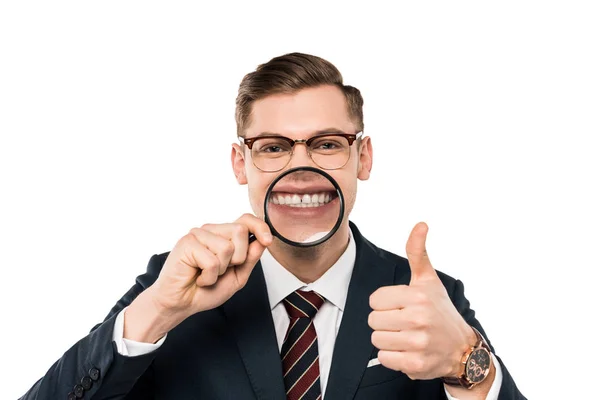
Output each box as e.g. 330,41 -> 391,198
250,166 -> 345,247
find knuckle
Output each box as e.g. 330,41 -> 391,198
412,332 -> 429,350
199,223 -> 215,232
379,353 -> 400,372
223,240 -> 235,256
413,313 -> 430,329
180,233 -> 197,247
369,292 -> 379,309
367,312 -> 376,328
204,256 -> 220,272
231,223 -> 248,237
414,291 -> 428,304
411,358 -> 427,374
230,253 -> 246,266
371,331 -> 380,347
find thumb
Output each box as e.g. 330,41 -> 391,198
406,222 -> 437,284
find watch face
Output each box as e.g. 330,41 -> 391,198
466,348 -> 491,383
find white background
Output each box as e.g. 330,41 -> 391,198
1,1 -> 598,399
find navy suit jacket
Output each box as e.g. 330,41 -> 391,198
22,222 -> 526,399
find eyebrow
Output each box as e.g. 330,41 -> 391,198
253,127 -> 349,138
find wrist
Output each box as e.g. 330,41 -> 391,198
442,326 -> 492,390
450,324 -> 478,376
123,287 -> 186,343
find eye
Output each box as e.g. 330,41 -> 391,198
261,145 -> 284,153
255,138 -> 291,154
319,141 -> 338,149
312,137 -> 345,151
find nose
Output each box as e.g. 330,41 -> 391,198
288,143 -> 318,169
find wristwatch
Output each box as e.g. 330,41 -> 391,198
441,327 -> 492,389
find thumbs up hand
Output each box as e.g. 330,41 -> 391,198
368,222 -> 477,380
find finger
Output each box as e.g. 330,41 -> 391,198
369,285 -> 413,310
200,223 -> 248,266
235,213 -> 273,247
372,330 -> 429,352
233,238 -> 267,289
406,222 -> 436,283
368,309 -> 418,331
189,228 -> 234,275
188,245 -> 221,287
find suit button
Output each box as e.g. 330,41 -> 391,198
81,375 -> 93,390
73,384 -> 84,398
67,392 -> 77,400
89,367 -> 100,381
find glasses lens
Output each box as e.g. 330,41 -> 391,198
251,137 -> 293,172
250,135 -> 353,171
309,135 -> 351,170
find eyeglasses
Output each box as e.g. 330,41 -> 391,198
239,131 -> 363,172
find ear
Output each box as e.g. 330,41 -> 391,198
231,143 -> 248,185
357,136 -> 373,181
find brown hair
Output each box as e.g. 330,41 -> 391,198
235,52 -> 364,137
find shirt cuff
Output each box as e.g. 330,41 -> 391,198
112,307 -> 167,357
444,352 -> 503,400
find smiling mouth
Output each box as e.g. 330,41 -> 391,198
269,191 -> 338,208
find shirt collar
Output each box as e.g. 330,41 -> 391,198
260,230 -> 356,312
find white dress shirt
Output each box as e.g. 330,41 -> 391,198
113,231 -> 502,399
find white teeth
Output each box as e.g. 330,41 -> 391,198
269,191 -> 336,207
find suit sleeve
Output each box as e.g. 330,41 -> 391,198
448,278 -> 527,400
19,253 -> 169,400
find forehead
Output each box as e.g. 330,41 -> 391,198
246,85 -> 355,139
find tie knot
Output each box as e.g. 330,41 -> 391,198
283,290 -> 324,319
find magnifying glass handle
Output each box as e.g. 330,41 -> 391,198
248,233 -> 257,244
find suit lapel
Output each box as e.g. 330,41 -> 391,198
222,262 -> 286,400
325,222 -> 410,400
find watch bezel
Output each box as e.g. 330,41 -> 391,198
464,347 -> 491,384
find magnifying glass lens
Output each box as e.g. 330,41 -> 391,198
264,167 -> 344,247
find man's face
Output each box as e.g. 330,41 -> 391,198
231,85 -> 372,239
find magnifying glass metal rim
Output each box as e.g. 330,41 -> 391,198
250,166 -> 345,248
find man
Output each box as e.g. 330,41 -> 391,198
22,53 -> 525,399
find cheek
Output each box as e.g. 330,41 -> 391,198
245,169 -> 272,218
331,173 -> 358,212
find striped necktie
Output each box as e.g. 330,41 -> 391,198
281,290 -> 325,400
